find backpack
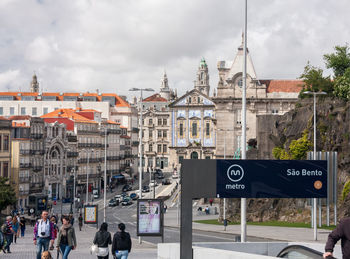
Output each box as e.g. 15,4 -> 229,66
0,223 -> 8,234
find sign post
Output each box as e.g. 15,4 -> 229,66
137,199 -> 164,239
84,204 -> 98,229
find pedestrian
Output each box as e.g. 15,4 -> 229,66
2,216 -> 15,253
20,216 -> 26,237
56,215 -> 77,259
49,216 -> 58,250
33,211 -> 55,259
324,217 -> 350,259
163,204 -> 167,214
112,223 -> 132,259
78,213 -> 83,231
12,216 -> 19,243
69,214 -> 74,226
205,206 -> 210,215
93,222 -> 112,259
209,199 -> 213,206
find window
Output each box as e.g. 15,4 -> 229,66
3,135 -> 9,151
179,156 -> 184,164
0,136 -> 1,150
10,107 -> 14,115
148,158 -> 153,167
192,122 -> 197,137
54,107 -> 59,110
179,123 -> 184,137
158,130 -> 162,138
157,144 -> 162,153
142,119 -> 144,125
21,107 -> 26,115
197,97 -> 200,103
2,162 -> 8,178
163,118 -> 167,125
149,130 -> 153,138
158,118 -> 162,125
149,118 -> 153,125
205,156 -> 211,159
142,130 -> 145,138
188,97 -> 191,104
236,109 -> 241,125
163,144 -> 167,153
272,109 -> 279,114
0,107 -> 3,115
206,122 -> 210,137
149,144 -> 153,152
32,107 -> 37,116
163,130 -> 167,138
238,78 -> 243,88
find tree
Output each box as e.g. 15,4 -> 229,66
324,45 -> 350,78
333,67 -> 350,100
0,177 -> 16,212
299,62 -> 333,97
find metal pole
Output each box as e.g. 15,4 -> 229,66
313,93 -> 317,240
139,89 -> 143,244
153,171 -> 155,199
223,130 -> 226,231
86,151 -> 90,205
241,0 -> 247,243
73,168 -> 76,213
104,127 -> 107,222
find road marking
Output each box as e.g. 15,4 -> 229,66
164,227 -> 235,241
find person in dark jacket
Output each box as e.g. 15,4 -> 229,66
111,223 -> 131,259
93,222 -> 112,259
324,217 -> 350,259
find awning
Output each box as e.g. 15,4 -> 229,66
122,173 -> 132,180
113,174 -> 125,179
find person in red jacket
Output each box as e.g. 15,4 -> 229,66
324,217 -> 350,259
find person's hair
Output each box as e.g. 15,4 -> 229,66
62,216 -> 70,223
6,216 -> 12,221
118,223 -> 125,232
100,222 -> 108,232
12,216 -> 17,224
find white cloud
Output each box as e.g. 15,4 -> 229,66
0,0 -> 349,99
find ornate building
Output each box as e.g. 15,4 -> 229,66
169,59 -> 216,170
213,41 -> 303,159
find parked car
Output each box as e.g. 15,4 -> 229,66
122,184 -> 132,192
142,186 -> 150,193
121,197 -> 133,206
149,180 -> 158,187
129,193 -> 139,200
162,179 -> 172,185
114,194 -> 122,201
108,198 -> 117,207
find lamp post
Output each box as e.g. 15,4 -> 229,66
82,149 -> 94,205
71,167 -> 76,214
129,87 -> 154,244
103,126 -> 108,222
303,90 -> 327,241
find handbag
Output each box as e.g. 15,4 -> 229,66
90,244 -> 98,254
97,247 -> 109,256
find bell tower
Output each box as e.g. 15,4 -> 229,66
30,74 -> 39,93
194,58 -> 210,96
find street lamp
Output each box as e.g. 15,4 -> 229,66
129,87 -> 154,244
303,90 -> 327,241
82,149 -> 94,204
100,126 -> 108,223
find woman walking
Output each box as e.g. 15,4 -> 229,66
93,222 -> 112,259
12,216 -> 19,243
111,223 -> 132,259
56,216 -> 77,259
20,216 -> 26,237
78,214 -> 83,231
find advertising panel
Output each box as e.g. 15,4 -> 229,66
137,199 -> 163,236
217,160 -> 328,198
84,205 -> 98,224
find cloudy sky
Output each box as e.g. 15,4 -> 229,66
0,0 -> 349,100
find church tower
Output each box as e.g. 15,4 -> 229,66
30,74 -> 39,93
160,71 -> 171,100
194,58 -> 210,96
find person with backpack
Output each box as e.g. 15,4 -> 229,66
112,223 -> 132,259
93,222 -> 112,259
33,211 -> 55,259
2,216 -> 15,253
20,216 -> 26,237
56,215 -> 77,259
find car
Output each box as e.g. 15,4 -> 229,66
156,173 -> 165,179
154,169 -> 163,175
149,180 -> 158,187
114,194 -> 122,200
122,185 -> 132,192
142,186 -> 150,193
121,198 -> 133,206
129,193 -> 139,200
108,199 -> 117,207
162,179 -> 172,185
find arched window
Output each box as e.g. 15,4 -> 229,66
191,152 -> 198,159
238,78 -> 243,88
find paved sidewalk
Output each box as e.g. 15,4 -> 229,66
1,225 -> 157,259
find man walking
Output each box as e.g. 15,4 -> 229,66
324,217 -> 350,259
2,216 -> 15,253
33,211 -> 55,259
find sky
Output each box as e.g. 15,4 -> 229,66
0,0 -> 349,100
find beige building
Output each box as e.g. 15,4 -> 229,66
213,42 -> 302,159
0,118 -> 11,179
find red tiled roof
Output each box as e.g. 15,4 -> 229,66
41,109 -> 97,123
262,80 -> 303,93
12,122 -> 29,128
9,115 -> 31,120
143,93 -> 167,102
0,116 -> 9,120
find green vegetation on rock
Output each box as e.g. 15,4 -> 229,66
342,180 -> 350,201
0,177 -> 16,212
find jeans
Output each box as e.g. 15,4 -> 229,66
21,227 -> 25,237
60,244 -> 72,259
36,237 -> 50,259
4,234 -> 13,252
115,250 -> 129,259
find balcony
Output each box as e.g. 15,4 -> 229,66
132,127 -> 139,133
67,165 -> 79,172
145,151 -> 156,156
67,151 -> 79,157
67,135 -> 78,142
103,129 -> 121,134
78,143 -> 103,148
78,157 -> 101,164
20,150 -> 31,155
30,150 -> 45,155
132,141 -> 139,146
19,177 -> 30,183
77,173 -> 101,181
30,183 -> 44,192
30,133 -> 43,139
32,165 -> 43,172
19,190 -> 29,196
20,163 -> 31,169
77,129 -> 99,135
107,156 -> 120,161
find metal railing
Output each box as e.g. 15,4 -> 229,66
30,133 -> 43,139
